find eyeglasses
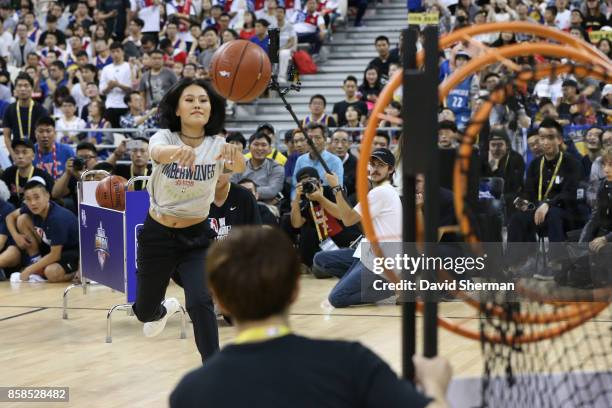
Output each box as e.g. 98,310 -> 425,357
78,155 -> 96,161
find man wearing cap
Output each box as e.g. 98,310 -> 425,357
1,139 -> 54,208
244,123 -> 287,166
310,147 -> 401,307
1,177 -> 79,283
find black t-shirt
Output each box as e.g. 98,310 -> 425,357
0,165 -> 55,208
2,102 -> 49,143
367,54 -> 400,79
101,0 -> 130,37
113,163 -> 152,191
208,183 -> 262,240
170,334 -> 431,408
333,100 -> 368,127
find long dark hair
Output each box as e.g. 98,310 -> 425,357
158,78 -> 225,136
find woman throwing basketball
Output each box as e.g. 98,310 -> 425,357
132,78 -> 245,361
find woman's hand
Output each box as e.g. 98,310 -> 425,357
216,143 -> 246,172
170,145 -> 197,168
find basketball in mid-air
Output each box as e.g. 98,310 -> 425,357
210,40 -> 272,103
96,175 -> 128,211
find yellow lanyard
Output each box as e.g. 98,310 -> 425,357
234,325 -> 291,344
538,153 -> 563,201
16,100 -> 34,140
130,165 -> 148,188
15,166 -> 34,198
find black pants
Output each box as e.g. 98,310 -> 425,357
105,107 -> 129,128
132,214 -> 218,361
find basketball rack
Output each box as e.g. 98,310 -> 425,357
62,171 -> 187,343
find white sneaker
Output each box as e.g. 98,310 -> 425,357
143,298 -> 181,338
10,272 -> 22,282
28,274 -> 47,283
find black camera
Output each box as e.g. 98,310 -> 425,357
301,178 -> 320,195
72,157 -> 84,171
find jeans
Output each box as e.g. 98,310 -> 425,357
132,214 -> 218,361
313,248 -> 393,308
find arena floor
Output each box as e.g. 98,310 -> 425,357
1,276 -> 610,407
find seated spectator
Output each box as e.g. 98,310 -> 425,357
181,63 -> 198,79
163,21 -> 187,51
0,180 -> 15,276
237,178 -> 279,225
581,126 -> 603,179
209,173 -> 262,241
239,11 -> 257,40
1,139 -> 55,208
245,123 -> 287,165
342,105 -> 362,143
366,36 -> 399,81
302,94 -> 337,128
33,117 -> 75,180
358,67 -> 382,113
231,132 -> 285,203
56,96 -> 86,144
256,0 -> 279,28
292,123 -> 344,197
111,138 -> 151,191
1,177 -> 79,282
583,0 -> 608,32
290,166 -> 361,270
481,129 -> 525,215
373,131 -> 391,150
197,27 -> 220,73
120,91 -> 158,139
284,129 -> 309,180
597,83 -> 611,125
588,129 -> 612,206
160,38 -> 188,65
71,64 -> 98,117
329,129 -> 357,203
292,0 -> 326,58
507,119 -> 581,279
250,19 -> 270,53
312,148 -> 401,306
83,100 -> 112,145
139,50 -> 178,109
438,120 -> 459,150
9,23 -> 37,68
332,76 -> 368,127
170,226 -> 452,408
52,142 -> 99,211
276,6 -> 297,84
3,73 -> 48,155
578,147 -> 612,287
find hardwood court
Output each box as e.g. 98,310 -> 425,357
1,276 -> 609,407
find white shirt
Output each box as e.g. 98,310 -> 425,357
100,61 -> 132,109
71,84 -> 90,113
555,9 -> 571,30
353,183 -> 403,259
130,0 -> 161,33
0,31 -> 13,59
56,116 -> 87,142
533,77 -> 566,105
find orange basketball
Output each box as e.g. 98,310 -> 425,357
210,40 -> 272,102
96,175 -> 128,211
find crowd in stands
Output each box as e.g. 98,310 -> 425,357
0,0 -> 610,298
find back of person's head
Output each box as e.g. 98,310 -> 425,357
207,227 -> 301,322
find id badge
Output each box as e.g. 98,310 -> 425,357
320,238 -> 339,252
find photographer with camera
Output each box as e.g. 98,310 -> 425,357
290,167 -> 360,272
1,139 -> 54,208
52,142 -> 99,213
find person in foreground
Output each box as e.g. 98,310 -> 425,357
170,227 -> 452,408
131,78 -> 245,362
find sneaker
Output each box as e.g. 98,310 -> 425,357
28,274 -> 47,283
10,272 -> 22,282
143,298 -> 181,338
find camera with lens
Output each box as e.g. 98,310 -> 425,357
301,177 -> 321,195
72,157 -> 85,171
